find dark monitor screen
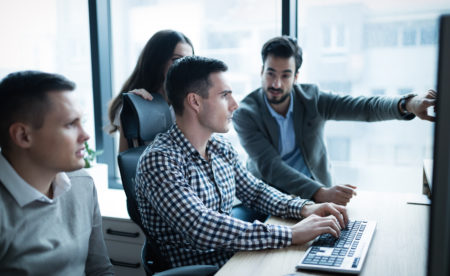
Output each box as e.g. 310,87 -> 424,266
427,14 -> 450,276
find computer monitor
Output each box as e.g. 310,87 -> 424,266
427,14 -> 450,276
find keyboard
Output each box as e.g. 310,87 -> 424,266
296,220 -> 376,274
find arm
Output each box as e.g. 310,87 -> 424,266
232,152 -> 350,240
317,88 -> 436,122
136,150 -> 292,251
85,186 -> 114,276
233,154 -> 309,218
291,202 -> 348,244
233,106 -> 323,199
317,91 -> 405,122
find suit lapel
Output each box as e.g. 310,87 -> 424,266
292,86 -> 305,147
257,89 -> 280,148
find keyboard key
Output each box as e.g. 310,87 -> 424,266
352,257 -> 361,268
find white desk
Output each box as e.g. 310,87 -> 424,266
216,191 -> 429,276
97,188 -> 146,276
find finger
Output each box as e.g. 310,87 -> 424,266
336,185 -> 355,196
420,114 -> 435,122
325,205 -> 346,229
332,204 -> 349,226
423,98 -> 436,107
427,89 -> 437,97
344,184 -> 357,189
317,216 -> 341,236
338,190 -> 353,200
343,184 -> 357,196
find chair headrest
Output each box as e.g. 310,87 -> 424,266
120,93 -> 173,147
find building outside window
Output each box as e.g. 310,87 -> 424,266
298,0 -> 450,193
0,0 -> 95,151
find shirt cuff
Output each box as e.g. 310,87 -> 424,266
286,197 -> 310,219
267,224 -> 292,248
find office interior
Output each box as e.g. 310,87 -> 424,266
1,0 -> 449,275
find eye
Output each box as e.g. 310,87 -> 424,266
66,118 -> 79,128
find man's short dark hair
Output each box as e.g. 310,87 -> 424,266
0,70 -> 75,149
261,36 -> 303,73
165,56 -> 228,115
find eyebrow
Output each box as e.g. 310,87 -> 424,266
267,67 -> 293,74
219,90 -> 232,95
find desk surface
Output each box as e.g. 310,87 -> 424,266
216,191 -> 429,276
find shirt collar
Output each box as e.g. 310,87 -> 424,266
170,124 -> 217,163
0,152 -> 71,207
263,89 -> 294,120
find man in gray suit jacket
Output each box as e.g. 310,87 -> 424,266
233,36 -> 436,205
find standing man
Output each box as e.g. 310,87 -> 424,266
0,71 -> 113,275
232,36 -> 436,205
136,56 -> 349,269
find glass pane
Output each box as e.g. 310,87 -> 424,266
298,0 -> 450,193
0,0 -> 94,147
110,0 -> 281,161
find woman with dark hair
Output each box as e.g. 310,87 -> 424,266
108,30 -> 194,152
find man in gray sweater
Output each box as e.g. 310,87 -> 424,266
233,36 -> 436,206
0,71 -> 113,275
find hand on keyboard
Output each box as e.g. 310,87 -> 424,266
291,214 -> 342,245
300,202 -> 349,228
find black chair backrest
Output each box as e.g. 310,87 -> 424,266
117,146 -> 147,228
119,92 -> 174,273
120,92 -> 173,148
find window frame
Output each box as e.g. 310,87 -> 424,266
88,0 -> 297,189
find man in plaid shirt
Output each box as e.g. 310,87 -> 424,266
136,56 -> 348,269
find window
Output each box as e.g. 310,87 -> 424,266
109,0 -> 281,167
298,0 -> 448,193
0,0 -> 95,150
371,88 -> 385,96
402,25 -> 418,46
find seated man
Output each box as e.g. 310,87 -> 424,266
232,36 -> 436,205
136,56 -> 348,268
0,71 -> 113,275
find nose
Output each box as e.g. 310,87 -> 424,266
229,95 -> 238,112
272,77 -> 281,88
79,125 -> 90,143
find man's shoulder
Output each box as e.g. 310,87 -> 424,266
235,88 -> 264,119
210,135 -> 238,162
294,83 -> 320,98
140,131 -> 183,161
240,88 -> 263,108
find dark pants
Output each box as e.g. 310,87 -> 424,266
231,204 -> 269,223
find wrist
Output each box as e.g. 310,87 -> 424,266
398,93 -> 417,115
299,200 -> 315,218
313,187 -> 326,203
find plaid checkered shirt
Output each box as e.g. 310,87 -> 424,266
136,124 -> 308,268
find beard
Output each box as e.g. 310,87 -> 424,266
266,87 -> 291,104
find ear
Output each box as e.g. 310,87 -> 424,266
261,65 -> 264,76
294,71 -> 299,83
9,122 -> 33,149
186,92 -> 202,114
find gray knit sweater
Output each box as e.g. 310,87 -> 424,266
0,169 -> 114,276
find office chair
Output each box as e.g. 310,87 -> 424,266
118,93 -> 218,276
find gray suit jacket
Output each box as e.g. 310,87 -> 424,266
233,84 -> 412,199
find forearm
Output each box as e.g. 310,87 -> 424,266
319,93 -> 405,122
190,210 -> 293,251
